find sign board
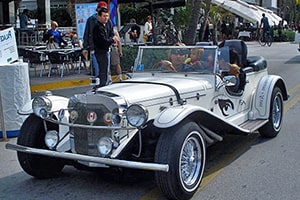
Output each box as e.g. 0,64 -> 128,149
75,3 -> 97,41
0,27 -> 18,64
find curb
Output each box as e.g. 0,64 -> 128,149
30,78 -> 90,93
30,75 -> 124,93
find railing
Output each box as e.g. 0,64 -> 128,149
15,26 -> 77,46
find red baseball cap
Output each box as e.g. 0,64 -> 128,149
97,1 -> 108,8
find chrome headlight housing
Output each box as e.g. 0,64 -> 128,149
126,104 -> 148,127
32,96 -> 52,119
44,130 -> 59,150
68,95 -> 80,109
97,137 -> 114,156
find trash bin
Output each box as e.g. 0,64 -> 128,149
0,62 -> 31,138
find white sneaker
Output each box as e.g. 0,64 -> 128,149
107,80 -> 113,85
118,75 -> 123,82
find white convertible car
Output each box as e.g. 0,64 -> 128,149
6,40 -> 288,200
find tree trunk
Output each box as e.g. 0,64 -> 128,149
67,0 -> 76,27
183,0 -> 202,45
200,0 -> 211,42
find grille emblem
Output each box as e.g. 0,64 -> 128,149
70,110 -> 78,123
87,112 -> 97,123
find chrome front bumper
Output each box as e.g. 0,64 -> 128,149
6,143 -> 169,172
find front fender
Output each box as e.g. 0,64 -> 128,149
18,95 -> 70,151
153,105 -> 198,128
252,75 -> 288,119
18,95 -> 70,115
18,99 -> 34,115
153,104 -> 252,135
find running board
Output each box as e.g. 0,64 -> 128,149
238,119 -> 268,133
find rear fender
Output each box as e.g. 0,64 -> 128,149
251,75 -> 288,119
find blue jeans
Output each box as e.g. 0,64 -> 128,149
95,51 -> 111,87
92,52 -> 110,82
91,52 -> 99,77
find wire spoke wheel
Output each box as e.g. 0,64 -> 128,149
155,121 -> 206,200
258,34 -> 266,46
266,35 -> 272,47
180,134 -> 202,188
259,87 -> 283,138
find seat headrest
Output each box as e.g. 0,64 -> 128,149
219,40 -> 248,67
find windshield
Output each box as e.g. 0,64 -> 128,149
133,46 -> 219,74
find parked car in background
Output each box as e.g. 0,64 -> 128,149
6,40 -> 288,200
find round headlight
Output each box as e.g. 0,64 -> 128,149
126,104 -> 148,127
32,96 -> 52,118
97,137 -> 113,156
44,130 -> 59,149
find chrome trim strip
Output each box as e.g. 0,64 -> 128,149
45,118 -> 136,130
6,143 -> 169,172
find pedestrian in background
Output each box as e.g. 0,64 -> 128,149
144,15 -> 153,43
20,9 -> 31,30
93,7 -> 118,87
128,18 -> 141,43
82,1 -> 108,76
277,20 -> 283,42
45,21 -> 67,49
110,29 -> 123,82
260,13 -> 270,40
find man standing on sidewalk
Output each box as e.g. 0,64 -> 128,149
82,1 -> 108,77
93,7 -> 119,87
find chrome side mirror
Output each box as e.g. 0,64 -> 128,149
223,75 -> 237,87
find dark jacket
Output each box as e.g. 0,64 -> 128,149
129,24 -> 141,39
93,20 -> 114,54
82,13 -> 98,51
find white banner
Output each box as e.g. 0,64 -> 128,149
75,3 -> 97,41
0,27 -> 18,65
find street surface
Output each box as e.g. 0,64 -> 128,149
1,41 -> 300,200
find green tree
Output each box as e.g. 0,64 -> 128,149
51,8 -> 72,27
183,0 -> 202,45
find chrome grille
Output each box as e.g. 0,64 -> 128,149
73,127 -> 111,156
70,95 -> 119,156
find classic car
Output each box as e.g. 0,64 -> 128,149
6,40 -> 288,200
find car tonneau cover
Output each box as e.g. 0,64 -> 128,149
247,56 -> 267,71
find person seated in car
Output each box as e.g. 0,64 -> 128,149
155,43 -> 194,72
185,48 -> 206,69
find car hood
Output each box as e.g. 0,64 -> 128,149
98,75 -> 214,104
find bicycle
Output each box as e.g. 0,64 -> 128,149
258,29 -> 272,47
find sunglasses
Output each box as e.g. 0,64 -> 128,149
171,49 -> 189,55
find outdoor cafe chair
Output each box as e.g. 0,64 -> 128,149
68,48 -> 86,74
47,50 -> 72,77
26,49 -> 48,77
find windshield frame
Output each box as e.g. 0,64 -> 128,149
133,45 -> 220,75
